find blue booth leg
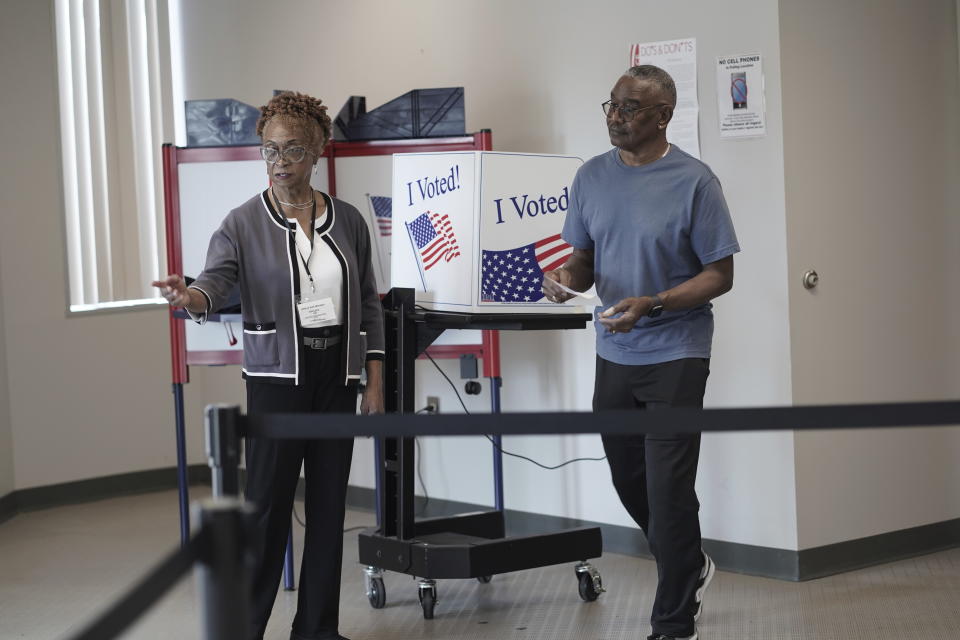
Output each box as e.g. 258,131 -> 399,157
283,525 -> 296,590
173,383 -> 190,546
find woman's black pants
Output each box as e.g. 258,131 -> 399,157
244,343 -> 356,640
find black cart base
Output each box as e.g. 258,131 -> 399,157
359,510 -> 601,579
359,510 -> 604,619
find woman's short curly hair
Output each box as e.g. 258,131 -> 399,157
256,91 -> 333,152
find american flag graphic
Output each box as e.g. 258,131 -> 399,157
406,211 -> 461,271
481,234 -> 573,303
368,195 -> 392,237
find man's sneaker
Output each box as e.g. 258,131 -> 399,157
692,550 -> 716,622
647,633 -> 698,640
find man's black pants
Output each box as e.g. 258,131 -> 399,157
244,341 -> 357,640
595,356 -> 709,638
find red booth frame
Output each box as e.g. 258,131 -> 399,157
161,131 -> 499,553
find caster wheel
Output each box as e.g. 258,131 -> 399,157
578,572 -> 600,602
476,575 -> 493,584
418,587 -> 437,619
367,576 -> 386,609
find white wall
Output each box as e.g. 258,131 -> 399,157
0,0 -> 236,496
779,0 -> 960,548
177,0 -> 798,549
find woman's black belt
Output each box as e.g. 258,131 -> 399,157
301,325 -> 343,350
302,336 -> 340,350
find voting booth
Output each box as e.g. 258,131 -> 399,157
161,132 -> 494,551
391,152 -> 584,313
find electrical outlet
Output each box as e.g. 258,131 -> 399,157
426,396 -> 440,414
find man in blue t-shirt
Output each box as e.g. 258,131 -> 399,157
544,65 -> 740,640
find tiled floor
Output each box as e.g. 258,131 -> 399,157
1,490 -> 958,639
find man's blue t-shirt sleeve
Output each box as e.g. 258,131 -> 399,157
561,173 -> 595,250
690,177 -> 740,265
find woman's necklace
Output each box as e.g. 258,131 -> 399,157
273,187 -> 315,210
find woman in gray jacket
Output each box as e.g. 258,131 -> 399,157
154,92 -> 384,640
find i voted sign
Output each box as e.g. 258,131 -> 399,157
478,153 -> 582,307
493,187 -> 570,224
391,151 -> 584,314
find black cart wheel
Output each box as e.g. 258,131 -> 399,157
578,572 -> 600,602
367,576 -> 386,609
419,587 -> 437,619
476,575 -> 493,584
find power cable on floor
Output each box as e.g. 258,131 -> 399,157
293,502 -> 305,527
422,351 -> 607,470
293,502 -> 371,533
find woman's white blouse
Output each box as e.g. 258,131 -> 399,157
289,210 -> 344,328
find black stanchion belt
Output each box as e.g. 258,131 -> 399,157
242,400 -> 960,440
65,531 -> 207,640
62,399 -> 959,640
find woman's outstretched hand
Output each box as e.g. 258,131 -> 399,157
152,274 -> 192,307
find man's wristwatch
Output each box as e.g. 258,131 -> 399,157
647,294 -> 664,318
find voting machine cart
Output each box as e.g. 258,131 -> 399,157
357,287 -> 604,619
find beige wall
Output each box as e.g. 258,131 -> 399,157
780,0 -> 960,548
0,0 -> 242,494
952,0 -> 960,398
0,263 -> 12,497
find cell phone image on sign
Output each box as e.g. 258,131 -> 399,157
731,72 -> 747,109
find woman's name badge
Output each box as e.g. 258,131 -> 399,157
296,296 -> 337,326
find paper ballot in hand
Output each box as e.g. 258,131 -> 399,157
542,280 -> 602,307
